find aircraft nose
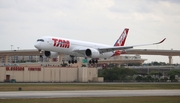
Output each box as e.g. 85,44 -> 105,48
34,43 -> 40,49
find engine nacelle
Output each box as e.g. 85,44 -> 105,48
85,48 -> 100,58
44,51 -> 59,58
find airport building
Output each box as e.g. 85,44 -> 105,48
0,66 -> 103,83
0,54 -> 144,83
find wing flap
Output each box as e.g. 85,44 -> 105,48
98,46 -> 133,53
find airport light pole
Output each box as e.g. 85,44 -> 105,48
10,45 -> 13,63
11,45 -> 13,50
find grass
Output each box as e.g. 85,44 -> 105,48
0,83 -> 180,91
0,96 -> 180,103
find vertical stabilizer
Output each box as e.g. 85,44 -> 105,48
112,28 -> 129,56
114,28 -> 129,46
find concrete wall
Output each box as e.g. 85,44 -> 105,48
0,67 -> 5,82
93,77 -> 104,82
87,68 -> 98,81
0,66 -> 99,82
78,67 -> 88,82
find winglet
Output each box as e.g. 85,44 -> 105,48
154,38 -> 166,44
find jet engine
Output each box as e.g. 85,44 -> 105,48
85,48 -> 100,58
44,51 -> 59,58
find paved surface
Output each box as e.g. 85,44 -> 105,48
0,90 -> 180,99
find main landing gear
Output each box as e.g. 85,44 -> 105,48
68,55 -> 77,64
67,56 -> 98,64
89,59 -> 98,64
68,60 -> 77,64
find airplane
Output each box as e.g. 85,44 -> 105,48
34,28 -> 166,64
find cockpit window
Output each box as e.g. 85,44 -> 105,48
37,39 -> 44,42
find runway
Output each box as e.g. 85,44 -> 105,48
0,90 -> 180,99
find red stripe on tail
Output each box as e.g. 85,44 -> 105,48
114,28 -> 129,46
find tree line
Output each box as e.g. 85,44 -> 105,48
98,67 -> 180,82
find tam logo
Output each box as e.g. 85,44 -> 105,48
52,38 -> 70,48
117,31 -> 126,46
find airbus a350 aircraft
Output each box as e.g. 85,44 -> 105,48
34,28 -> 166,64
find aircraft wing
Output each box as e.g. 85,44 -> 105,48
73,38 -> 166,55
98,38 -> 166,54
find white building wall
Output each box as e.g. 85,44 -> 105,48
87,68 -> 98,81
13,71 -> 24,82
0,67 -> 98,82
24,68 -> 29,82
30,71 -> 38,82
38,68 -> 44,82
67,68 -> 78,82
53,68 -> 60,82
78,67 -> 88,82
0,68 -> 5,81
44,68 -> 51,82
60,68 -> 67,82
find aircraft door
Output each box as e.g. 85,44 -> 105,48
47,38 -> 52,45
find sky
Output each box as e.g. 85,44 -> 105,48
0,0 -> 180,63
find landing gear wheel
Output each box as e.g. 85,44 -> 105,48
89,59 -> 98,64
74,60 -> 77,63
68,60 -> 71,64
68,55 -> 78,64
71,60 -> 74,64
95,60 -> 98,63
